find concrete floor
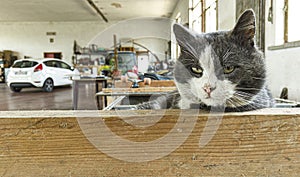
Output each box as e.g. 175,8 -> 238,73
0,83 -> 73,110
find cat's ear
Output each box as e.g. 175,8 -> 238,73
173,23 -> 198,51
231,9 -> 256,46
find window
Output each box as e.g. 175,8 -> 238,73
44,61 -> 55,67
44,60 -> 60,68
189,0 -> 217,33
275,0 -> 300,44
60,62 -> 72,70
173,0 -> 217,59
205,0 -> 217,32
43,52 -> 62,59
189,0 -> 202,33
12,61 -> 38,68
175,12 -> 182,59
287,0 -> 300,42
53,61 -> 61,68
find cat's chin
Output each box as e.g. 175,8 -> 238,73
200,98 -> 226,107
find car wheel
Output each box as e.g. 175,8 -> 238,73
43,78 -> 54,92
10,87 -> 22,92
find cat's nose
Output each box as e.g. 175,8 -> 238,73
203,83 -> 216,98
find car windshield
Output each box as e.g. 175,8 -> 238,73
12,61 -> 38,68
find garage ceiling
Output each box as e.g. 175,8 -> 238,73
0,0 -> 179,22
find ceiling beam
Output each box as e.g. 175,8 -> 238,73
86,0 -> 108,23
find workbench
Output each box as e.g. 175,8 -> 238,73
72,77 -> 109,110
96,86 -> 177,110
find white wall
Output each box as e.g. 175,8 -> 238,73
265,0 -> 300,101
0,18 -> 171,65
265,48 -> 300,101
218,0 -> 236,30
0,21 -> 110,64
171,0 -> 189,25
89,18 -> 172,62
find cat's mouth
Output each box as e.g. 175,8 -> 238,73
196,90 -> 236,107
200,96 -> 249,108
198,96 -> 226,107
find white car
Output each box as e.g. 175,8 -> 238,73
7,58 -> 76,92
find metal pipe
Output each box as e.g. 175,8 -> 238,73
86,0 -> 108,23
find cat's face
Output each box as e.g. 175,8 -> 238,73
173,10 -> 266,108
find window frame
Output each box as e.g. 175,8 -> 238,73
284,0 -> 288,43
268,0 -> 300,50
59,61 -> 72,70
189,0 -> 218,33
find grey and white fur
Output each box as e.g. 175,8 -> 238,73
136,9 -> 274,112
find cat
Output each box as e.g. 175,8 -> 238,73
136,9 -> 274,112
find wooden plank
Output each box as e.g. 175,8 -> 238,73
0,109 -> 300,176
102,86 -> 177,93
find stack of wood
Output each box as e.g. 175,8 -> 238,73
114,80 -> 175,88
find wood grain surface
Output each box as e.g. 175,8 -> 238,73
102,87 -> 177,93
0,109 -> 300,176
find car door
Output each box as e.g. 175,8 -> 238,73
44,60 -> 61,86
56,61 -> 73,85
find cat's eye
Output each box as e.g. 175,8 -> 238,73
191,67 -> 203,74
224,66 -> 235,74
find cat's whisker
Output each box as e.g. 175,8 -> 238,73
233,93 -> 252,100
231,94 -> 253,103
227,97 -> 241,107
226,98 -> 238,107
251,77 -> 266,80
225,99 -> 235,108
182,43 -> 199,59
234,94 -> 268,108
226,98 -> 252,110
232,94 -> 267,108
234,91 -> 256,97
222,47 -> 234,61
233,95 -> 266,109
235,87 -> 262,91
233,97 -> 251,107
